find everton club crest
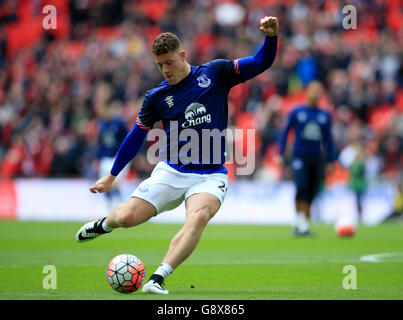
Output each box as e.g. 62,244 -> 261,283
197,74 -> 211,88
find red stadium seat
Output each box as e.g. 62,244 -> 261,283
395,89 -> 403,113
6,0 -> 70,56
138,0 -> 169,21
96,26 -> 123,41
63,42 -> 85,61
368,104 -> 394,133
386,2 -> 403,33
6,19 -> 42,56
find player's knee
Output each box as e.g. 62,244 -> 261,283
188,206 -> 211,230
115,203 -> 135,228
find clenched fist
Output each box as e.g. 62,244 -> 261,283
260,16 -> 279,37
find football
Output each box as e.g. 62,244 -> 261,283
335,223 -> 356,237
106,254 -> 146,293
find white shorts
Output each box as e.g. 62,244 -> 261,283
131,162 -> 228,215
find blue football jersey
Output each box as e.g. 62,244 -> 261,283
279,105 -> 335,162
97,117 -> 129,158
137,59 -> 243,174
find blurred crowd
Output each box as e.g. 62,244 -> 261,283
0,0 -> 402,184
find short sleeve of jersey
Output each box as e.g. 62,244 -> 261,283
137,91 -> 161,130
209,59 -> 244,88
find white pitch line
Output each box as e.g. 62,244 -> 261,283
359,252 -> 403,263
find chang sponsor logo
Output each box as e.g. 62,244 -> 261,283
182,102 -> 211,128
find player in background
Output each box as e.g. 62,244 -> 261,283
95,101 -> 129,211
338,123 -> 367,222
278,81 -> 335,236
76,16 -> 279,294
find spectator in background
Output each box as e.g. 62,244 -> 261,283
296,50 -> 318,87
0,134 -> 24,178
0,0 -> 401,185
256,94 -> 284,160
338,123 -> 368,222
278,81 -> 335,236
0,25 -> 7,70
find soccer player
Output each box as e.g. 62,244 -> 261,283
95,101 -> 129,211
76,16 -> 279,294
278,81 -> 335,236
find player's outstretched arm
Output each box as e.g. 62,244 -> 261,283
89,120 -> 149,194
90,173 -> 117,194
236,16 -> 279,82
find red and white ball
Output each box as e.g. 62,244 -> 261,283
106,254 -> 146,293
335,220 -> 356,237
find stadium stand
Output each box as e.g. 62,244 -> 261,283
0,0 -> 401,187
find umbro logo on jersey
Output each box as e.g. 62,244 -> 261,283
197,74 -> 211,88
165,96 -> 174,108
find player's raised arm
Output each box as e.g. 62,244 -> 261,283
235,16 -> 279,82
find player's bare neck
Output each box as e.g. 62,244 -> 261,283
182,62 -> 191,80
176,62 -> 191,85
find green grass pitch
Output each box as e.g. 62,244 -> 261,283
0,220 -> 402,300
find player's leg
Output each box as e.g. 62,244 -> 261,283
104,196 -> 157,228
143,173 -> 228,294
294,198 -> 311,236
164,192 -> 221,268
76,163 -> 176,243
75,197 -> 156,242
296,199 -> 311,218
295,159 -> 324,236
142,192 -> 221,294
140,222 -> 188,294
292,157 -> 311,235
